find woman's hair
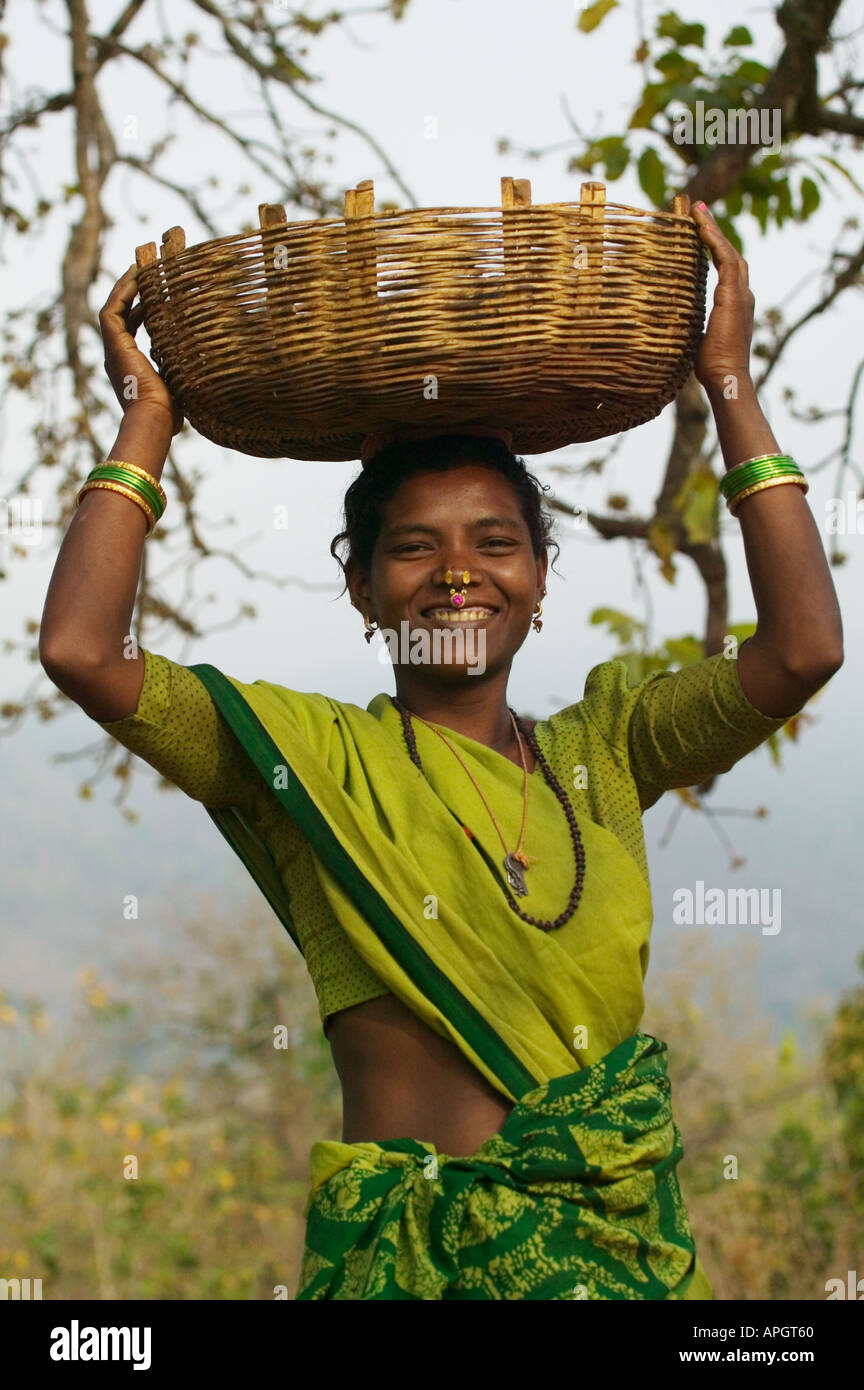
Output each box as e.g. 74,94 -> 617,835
330,433 -> 560,590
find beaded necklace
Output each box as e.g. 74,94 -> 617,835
391,696 -> 586,932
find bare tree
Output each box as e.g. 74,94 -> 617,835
0,0 -> 415,807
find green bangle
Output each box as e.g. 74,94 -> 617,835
724,456 -> 800,477
84,461 -> 166,506
84,465 -> 165,519
719,454 -> 804,506
720,453 -> 799,486
727,458 -> 794,480
721,461 -> 802,495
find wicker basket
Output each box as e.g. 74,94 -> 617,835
134,178 -> 707,461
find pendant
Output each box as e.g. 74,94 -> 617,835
504,852 -> 529,897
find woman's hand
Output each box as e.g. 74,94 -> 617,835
99,264 -> 184,435
690,202 -> 755,397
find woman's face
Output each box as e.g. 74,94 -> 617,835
350,462 -> 547,685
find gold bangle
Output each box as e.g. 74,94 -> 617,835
77,479 -> 157,535
103,459 -> 167,506
728,475 -> 809,518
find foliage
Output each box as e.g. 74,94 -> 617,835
569,5 -> 860,249
1,907 -> 859,1299
643,931 -> 863,1300
0,909 -> 339,1299
824,949 -> 864,1185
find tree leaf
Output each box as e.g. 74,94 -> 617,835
725,186 -> 743,216
648,516 -> 677,583
664,635 -> 705,667
655,50 -> 702,83
572,134 -> 629,177
629,82 -> 666,128
723,25 -> 753,46
750,192 -> 769,233
800,176 -> 821,218
673,464 -> 718,545
637,146 -> 667,207
589,607 -> 644,646
604,144 -> 630,179
577,0 -> 618,33
776,178 -> 793,226
656,11 -> 705,47
733,59 -> 771,87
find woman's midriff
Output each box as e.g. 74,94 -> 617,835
326,993 -> 514,1158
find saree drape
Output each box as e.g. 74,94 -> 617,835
298,1033 -> 712,1300
189,662 -> 713,1300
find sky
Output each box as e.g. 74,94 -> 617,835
1,0 -> 862,1048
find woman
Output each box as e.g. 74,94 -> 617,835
39,204 -> 843,1300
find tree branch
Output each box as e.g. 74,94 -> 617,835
682,0 -> 846,203
755,233 -> 864,388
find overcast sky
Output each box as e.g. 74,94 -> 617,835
1,0 -> 862,1045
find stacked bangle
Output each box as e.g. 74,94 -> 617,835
76,461 -> 167,536
718,453 -> 808,517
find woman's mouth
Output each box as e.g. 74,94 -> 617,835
421,605 -> 498,625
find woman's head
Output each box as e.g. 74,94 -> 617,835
330,433 -> 559,689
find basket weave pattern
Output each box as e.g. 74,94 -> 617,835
135,179 -> 707,461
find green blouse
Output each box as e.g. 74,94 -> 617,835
98,646 -> 789,1035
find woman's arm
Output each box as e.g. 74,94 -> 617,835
40,405 -> 174,719
690,204 -> 844,719
39,264 -> 181,720
707,379 -> 843,717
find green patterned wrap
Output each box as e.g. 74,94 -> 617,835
296,1032 -> 712,1301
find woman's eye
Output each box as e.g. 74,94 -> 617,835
392,539 -> 514,554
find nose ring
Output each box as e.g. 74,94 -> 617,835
445,568 -> 470,608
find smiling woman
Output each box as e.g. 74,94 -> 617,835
40,207 -> 843,1301
333,433 -> 554,739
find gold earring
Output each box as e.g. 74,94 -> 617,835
363,614 -> 378,644
532,586 -> 547,633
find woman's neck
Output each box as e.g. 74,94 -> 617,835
392,669 -> 520,756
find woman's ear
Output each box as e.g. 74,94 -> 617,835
345,557 -> 372,618
536,549 -> 549,592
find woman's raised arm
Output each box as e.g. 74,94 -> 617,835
690,203 -> 844,717
39,265 -> 182,721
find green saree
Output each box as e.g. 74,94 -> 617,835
189,662 -> 713,1301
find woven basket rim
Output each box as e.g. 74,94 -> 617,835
142,197 -> 702,266
134,181 -> 707,461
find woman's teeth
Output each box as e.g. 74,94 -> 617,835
424,608 -> 494,623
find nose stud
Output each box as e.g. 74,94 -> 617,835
445,568 -> 470,608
